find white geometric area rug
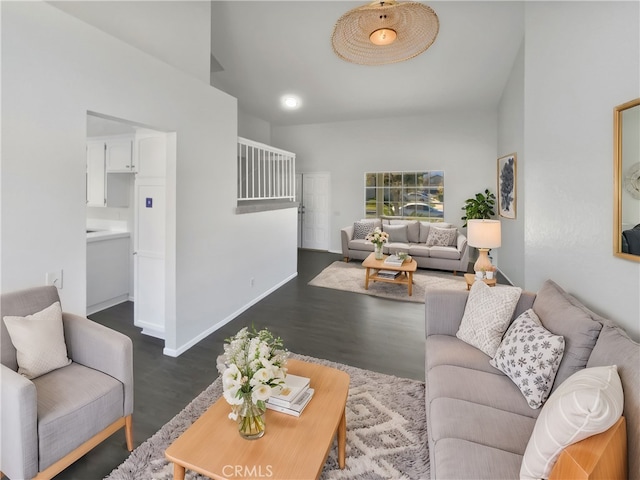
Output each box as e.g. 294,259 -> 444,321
308,260 -> 466,303
106,353 -> 430,480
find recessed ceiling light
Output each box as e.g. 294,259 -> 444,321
282,95 -> 301,110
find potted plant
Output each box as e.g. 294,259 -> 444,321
461,189 -> 496,227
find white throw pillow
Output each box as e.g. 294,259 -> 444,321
490,309 -> 565,409
456,281 -> 522,357
3,301 -> 72,379
520,365 -> 624,480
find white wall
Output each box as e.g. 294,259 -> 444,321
523,1 -> 640,339
1,1 -> 298,354
49,0 -> 212,84
238,109 -> 272,145
272,112 -> 498,253
497,41 -> 525,287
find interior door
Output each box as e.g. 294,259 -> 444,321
297,172 -> 330,250
295,174 -> 303,248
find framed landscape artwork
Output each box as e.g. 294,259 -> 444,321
497,153 -> 517,219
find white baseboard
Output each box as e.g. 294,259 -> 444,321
87,294 -> 129,316
136,320 -> 165,339
496,267 -> 515,286
163,272 -> 298,357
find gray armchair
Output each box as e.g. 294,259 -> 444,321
1,286 -> 133,480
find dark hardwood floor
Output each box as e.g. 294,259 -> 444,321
53,249 -> 451,479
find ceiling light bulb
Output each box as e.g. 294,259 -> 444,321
369,28 -> 397,46
284,97 -> 299,108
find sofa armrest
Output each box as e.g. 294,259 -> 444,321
549,416 -> 627,479
1,364 -> 38,479
425,289 -> 469,338
62,313 -> 134,415
341,225 -> 354,260
457,234 -> 469,269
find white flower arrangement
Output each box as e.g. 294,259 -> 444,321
218,326 -> 288,421
365,227 -> 389,247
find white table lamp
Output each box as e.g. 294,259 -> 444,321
467,219 -> 501,273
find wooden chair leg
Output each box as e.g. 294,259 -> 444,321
125,415 -> 134,451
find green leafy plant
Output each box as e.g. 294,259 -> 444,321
461,189 -> 496,227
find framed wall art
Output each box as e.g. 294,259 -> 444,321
497,153 -> 517,219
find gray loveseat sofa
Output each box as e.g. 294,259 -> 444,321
341,219 -> 469,274
425,279 -> 639,479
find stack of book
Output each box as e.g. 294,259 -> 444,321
384,254 -> 404,266
266,374 -> 314,417
377,270 -> 401,279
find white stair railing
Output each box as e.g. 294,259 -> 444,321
237,137 -> 296,202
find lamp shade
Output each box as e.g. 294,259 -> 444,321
331,0 -> 439,66
467,219 -> 501,249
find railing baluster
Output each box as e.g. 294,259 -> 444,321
237,137 -> 296,202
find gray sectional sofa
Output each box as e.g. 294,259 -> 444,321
341,218 -> 469,274
425,280 -> 639,479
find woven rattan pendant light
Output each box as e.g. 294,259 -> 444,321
331,0 -> 439,66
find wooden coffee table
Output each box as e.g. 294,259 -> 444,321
362,252 -> 418,296
165,359 -> 350,480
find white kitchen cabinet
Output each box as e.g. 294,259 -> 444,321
134,134 -> 166,177
86,140 -> 132,207
106,138 -> 135,172
87,233 -> 130,314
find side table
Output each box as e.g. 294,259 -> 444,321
464,273 -> 497,290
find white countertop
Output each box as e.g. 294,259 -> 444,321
87,230 -> 130,243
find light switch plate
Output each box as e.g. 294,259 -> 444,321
45,270 -> 63,289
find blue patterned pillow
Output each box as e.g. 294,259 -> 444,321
353,221 -> 375,239
490,309 -> 565,409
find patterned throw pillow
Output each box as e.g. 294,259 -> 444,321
490,309 -> 565,409
3,301 -> 72,379
425,226 -> 457,246
419,222 -> 452,243
353,221 -> 375,239
456,281 -> 522,357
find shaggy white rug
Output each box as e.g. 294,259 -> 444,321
106,353 -> 429,480
308,261 -> 466,303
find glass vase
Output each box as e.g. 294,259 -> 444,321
375,243 -> 384,260
236,393 -> 266,440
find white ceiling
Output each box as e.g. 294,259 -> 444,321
54,1 -> 525,129
210,1 -> 525,126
